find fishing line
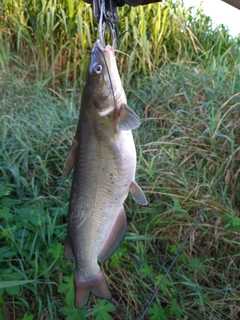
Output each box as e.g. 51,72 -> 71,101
138,171 -> 225,320
97,47 -> 117,113
99,1 -> 105,47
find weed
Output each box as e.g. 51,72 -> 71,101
0,0 -> 239,84
0,1 -> 240,319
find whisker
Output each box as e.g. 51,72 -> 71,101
115,49 -> 132,60
113,29 -> 129,48
115,56 -> 125,70
77,50 -> 92,53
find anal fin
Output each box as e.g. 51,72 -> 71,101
98,206 -> 127,262
62,139 -> 78,181
130,181 -> 148,205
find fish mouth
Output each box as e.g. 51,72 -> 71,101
90,40 -> 115,76
94,39 -> 104,51
94,40 -> 114,55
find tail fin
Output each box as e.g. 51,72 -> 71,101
74,270 -> 112,309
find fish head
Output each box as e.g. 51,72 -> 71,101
83,40 -> 124,116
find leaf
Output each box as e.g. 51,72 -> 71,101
231,217 -> 240,229
0,280 -> 35,288
75,308 -> 88,319
66,315 -> 77,320
140,264 -> 153,279
47,243 -> 63,259
155,275 -> 171,297
148,303 -> 168,320
0,207 -> 13,219
60,306 -> 87,320
60,306 -> 75,316
0,287 -> 4,297
187,258 -> 206,274
1,197 -> 23,208
58,283 -> 70,293
22,314 -> 34,320
6,285 -> 20,295
92,300 -> 116,320
169,244 -> 178,254
223,215 -> 240,231
66,314 -> 82,320
58,276 -> 73,293
0,183 -> 11,198
169,298 -> 182,318
0,246 -> 16,261
65,283 -> 75,307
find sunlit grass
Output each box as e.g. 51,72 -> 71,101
1,0 -> 240,318
1,50 -> 240,318
0,0 -> 239,85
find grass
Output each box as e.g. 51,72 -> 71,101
1,60 -> 240,319
1,0 -> 240,319
0,0 -> 239,84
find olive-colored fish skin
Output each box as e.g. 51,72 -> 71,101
64,40 -> 147,309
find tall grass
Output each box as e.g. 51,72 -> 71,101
1,0 -> 240,319
1,55 -> 240,319
0,0 -> 239,85
0,0 -> 93,85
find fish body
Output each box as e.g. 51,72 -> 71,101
63,40 -> 147,308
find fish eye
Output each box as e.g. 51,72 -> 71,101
94,64 -> 102,74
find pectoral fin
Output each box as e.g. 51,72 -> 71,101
98,206 -> 127,262
62,140 -> 78,181
118,104 -> 141,131
130,181 -> 148,205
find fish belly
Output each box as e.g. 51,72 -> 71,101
66,128 -> 136,307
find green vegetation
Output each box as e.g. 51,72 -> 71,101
1,0 -> 239,83
0,0 -> 240,319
